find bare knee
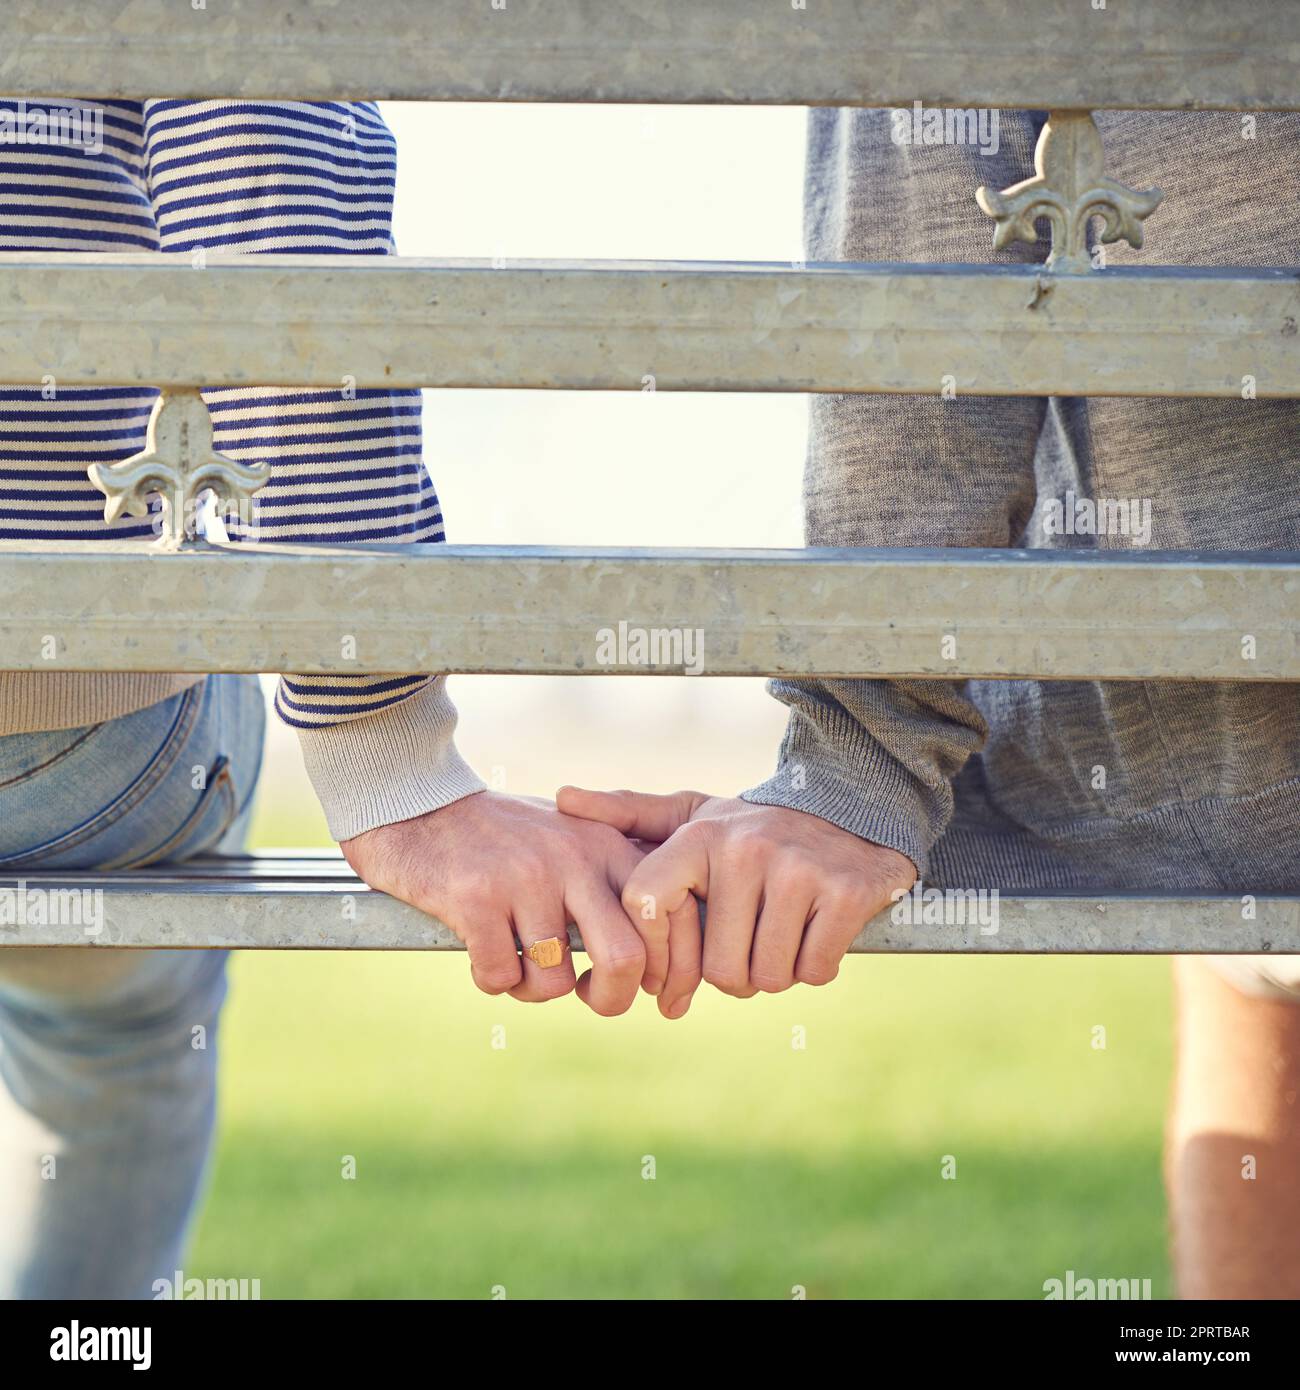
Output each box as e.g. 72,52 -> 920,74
1168,957 -> 1300,1299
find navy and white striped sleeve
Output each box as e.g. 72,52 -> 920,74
142,100 -> 484,839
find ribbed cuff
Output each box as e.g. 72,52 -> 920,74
294,677 -> 486,842
739,706 -> 939,876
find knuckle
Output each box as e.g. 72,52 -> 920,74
621,882 -> 658,923
726,828 -> 772,869
467,938 -> 522,993
703,963 -> 749,996
821,884 -> 869,921
473,966 -> 522,995
750,969 -> 794,995
602,944 -> 647,977
772,846 -> 813,876
455,892 -> 495,922
451,868 -> 499,915
796,957 -> 840,988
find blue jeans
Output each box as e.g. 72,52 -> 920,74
0,675 -> 265,1298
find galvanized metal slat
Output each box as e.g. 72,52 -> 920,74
2,257 -> 1299,397
1,861 -> 1295,954
2,543 -> 1296,681
0,0 -> 1296,110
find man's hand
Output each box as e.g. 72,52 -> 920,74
556,787 -> 917,1019
341,791 -> 648,1015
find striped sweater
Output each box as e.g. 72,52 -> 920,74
0,99 -> 484,840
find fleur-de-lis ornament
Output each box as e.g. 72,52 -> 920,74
976,110 -> 1163,274
87,387 -> 270,548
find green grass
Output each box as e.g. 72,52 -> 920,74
189,810 -> 1176,1297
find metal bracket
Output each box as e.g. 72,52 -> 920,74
87,387 -> 270,549
976,110 -> 1163,274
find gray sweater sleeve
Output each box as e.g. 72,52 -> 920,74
741,107 -> 1047,873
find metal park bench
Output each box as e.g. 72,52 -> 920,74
1,0 -> 1297,956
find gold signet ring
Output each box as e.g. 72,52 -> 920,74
524,936 -> 568,969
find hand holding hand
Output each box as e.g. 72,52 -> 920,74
341,790 -> 649,1014
557,787 -> 917,1018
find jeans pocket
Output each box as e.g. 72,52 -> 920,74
106,756 -> 239,870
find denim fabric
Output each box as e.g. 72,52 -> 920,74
0,675 -> 264,1297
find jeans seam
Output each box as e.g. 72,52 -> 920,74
0,724 -> 101,791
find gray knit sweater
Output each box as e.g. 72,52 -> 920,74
742,109 -> 1300,894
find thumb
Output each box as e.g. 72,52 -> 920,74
557,786 -> 705,841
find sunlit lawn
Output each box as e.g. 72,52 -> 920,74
188,808 -> 1175,1299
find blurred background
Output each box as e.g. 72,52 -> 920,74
189,102 -> 1174,1298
